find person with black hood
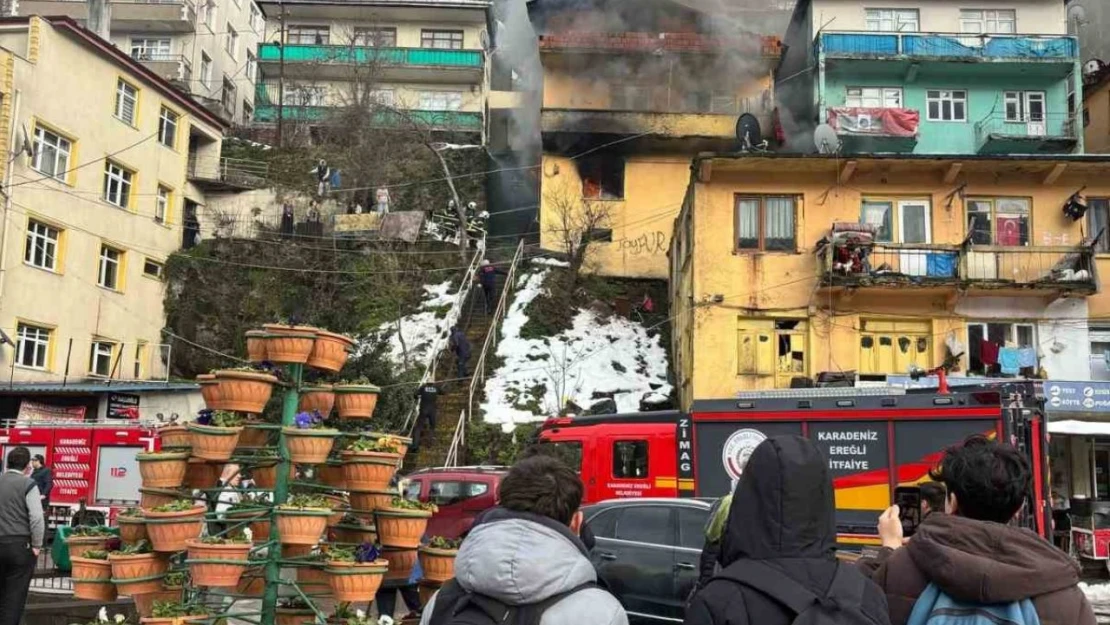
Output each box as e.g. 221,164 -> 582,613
684,435 -> 890,625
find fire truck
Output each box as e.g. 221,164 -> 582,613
537,382 -> 1051,544
0,421 -> 158,525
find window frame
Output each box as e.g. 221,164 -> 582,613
226,23 -> 239,59
103,160 -> 134,209
1088,197 -> 1110,254
89,339 -> 117,378
611,505 -> 675,546
864,8 -> 920,32
155,185 -> 172,224
24,219 -> 60,272
134,341 -> 148,379
242,102 -> 254,125
200,51 -> 213,90
142,258 -> 165,280
925,89 -> 968,122
31,123 -> 73,183
612,440 -> 649,480
1003,90 -> 1046,123
249,4 -> 262,33
97,244 -> 125,291
418,91 -> 463,111
959,9 -> 1016,35
966,321 -> 1036,376
845,86 -> 903,109
15,322 -> 52,370
966,196 -> 1032,246
158,106 -> 179,149
353,27 -> 397,47
246,50 -> 257,82
287,25 -> 330,45
733,194 -> 798,253
222,76 -> 237,114
129,37 -> 172,61
114,78 -> 139,126
420,29 -> 464,49
861,197 -> 932,244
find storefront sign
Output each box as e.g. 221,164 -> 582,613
107,393 -> 140,420
1044,381 -> 1110,413
16,401 -> 86,423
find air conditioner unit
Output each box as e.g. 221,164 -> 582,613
1027,120 -> 1046,136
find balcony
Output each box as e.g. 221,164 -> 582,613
256,44 -> 484,83
539,32 -> 782,59
129,52 -> 190,86
17,0 -> 197,32
827,107 -> 918,153
188,157 -> 269,191
818,238 -> 1097,296
974,112 -> 1079,155
252,104 -> 483,131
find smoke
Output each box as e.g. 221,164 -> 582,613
492,0 -> 543,162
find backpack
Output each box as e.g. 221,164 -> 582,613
713,560 -> 881,625
428,578 -> 597,625
905,583 -> 1040,625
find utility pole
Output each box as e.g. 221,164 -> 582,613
276,1 -> 286,148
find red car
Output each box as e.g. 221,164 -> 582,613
403,466 -> 506,539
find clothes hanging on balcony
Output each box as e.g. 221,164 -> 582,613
979,340 -> 1000,366
1017,348 -> 1037,369
998,347 -> 1021,375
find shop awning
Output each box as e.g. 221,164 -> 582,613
1048,419 -> 1110,436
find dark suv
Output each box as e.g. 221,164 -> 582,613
403,465 -> 507,539
582,498 -> 711,623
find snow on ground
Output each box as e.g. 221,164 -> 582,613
531,257 -> 570,268
359,280 -> 460,368
481,269 -> 672,430
1084,582 -> 1110,605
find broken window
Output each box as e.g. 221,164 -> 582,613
737,319 -> 807,387
587,228 -> 613,243
578,156 -> 624,200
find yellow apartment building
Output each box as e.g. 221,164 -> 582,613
1085,68 -> 1110,154
253,0 -> 490,135
671,154 -> 1110,407
0,16 -> 227,385
532,0 -> 782,280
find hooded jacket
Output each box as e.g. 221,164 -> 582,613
684,436 -> 890,625
858,513 -> 1095,625
421,508 -> 627,625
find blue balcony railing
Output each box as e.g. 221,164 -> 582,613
257,44 -> 484,68
819,31 -> 1078,62
253,105 -> 482,130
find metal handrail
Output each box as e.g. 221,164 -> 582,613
401,237 -> 487,434
443,410 -> 466,468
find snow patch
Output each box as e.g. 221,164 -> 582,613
1082,582 -> 1110,606
481,270 -> 672,430
359,280 -> 460,368
531,257 -> 570,268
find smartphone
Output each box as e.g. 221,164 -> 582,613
894,486 -> 922,537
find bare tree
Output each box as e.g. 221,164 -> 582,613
543,184 -> 613,290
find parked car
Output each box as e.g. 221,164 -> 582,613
403,465 -> 507,539
582,498 -> 712,623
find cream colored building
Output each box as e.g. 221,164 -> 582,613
0,16 -> 226,383
6,0 -> 263,124
254,0 -> 489,135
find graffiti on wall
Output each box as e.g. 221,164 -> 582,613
620,231 -> 667,255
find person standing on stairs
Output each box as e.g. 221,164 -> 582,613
476,259 -> 507,314
449,326 -> 471,380
411,379 -> 443,454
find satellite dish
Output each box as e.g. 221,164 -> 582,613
814,123 -> 842,155
1085,58 -> 1105,76
736,113 -> 767,152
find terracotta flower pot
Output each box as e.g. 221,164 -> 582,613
375,508 -> 432,548
318,462 -> 346,489
118,516 -> 148,545
330,523 -> 377,545
184,458 -> 222,490
296,565 -> 331,595
71,556 -> 112,581
341,451 -> 400,491
137,452 -> 189,489
73,579 -> 117,602
262,329 -> 316,364
418,580 -> 442,607
198,374 -> 220,408
210,369 -> 278,413
362,432 -> 413,458
308,331 -> 355,373
382,548 -> 418,582
283,428 -> 338,465
419,547 -> 458,583
333,384 -> 381,419
133,587 -> 183,618
283,543 -> 314,559
245,330 -> 268,363
140,488 -> 186,510
110,552 -> 169,597
187,424 -> 243,461
298,386 -> 335,417
275,509 -> 330,545
239,423 -> 272,447
227,511 -> 271,543
140,614 -> 208,625
67,535 -> 113,559
185,539 -> 251,587
277,609 -> 317,625
249,461 -> 293,489
158,425 -> 191,450
325,559 -> 388,603
144,505 -> 206,552
348,489 -> 394,513
237,571 -> 266,597
320,494 -> 349,526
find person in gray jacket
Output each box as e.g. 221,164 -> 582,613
421,455 -> 627,625
0,446 -> 45,625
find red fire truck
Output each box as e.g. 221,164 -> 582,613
0,421 -> 158,525
537,383 -> 1051,544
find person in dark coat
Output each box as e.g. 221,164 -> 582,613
30,455 -> 52,510
684,436 -> 890,625
476,260 -> 507,314
410,380 -> 442,453
449,326 -> 471,380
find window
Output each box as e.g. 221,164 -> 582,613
288,25 -> 329,45
103,161 -> 133,209
925,90 -> 967,122
960,9 -> 1016,35
155,185 -> 171,224
89,340 -> 116,377
158,107 -> 179,148
861,199 -> 931,244
134,342 -> 147,379
1003,91 -> 1046,123
24,220 -> 59,271
613,441 -> 648,478
370,89 -> 394,107
967,197 -> 1030,246
418,91 -> 463,111
535,441 -> 583,472
585,509 -> 619,538
845,87 -> 902,109
203,0 -> 216,30
421,29 -> 463,49
1090,327 -> 1110,380
31,125 -> 71,181
143,258 -> 164,279
249,4 -> 262,32
587,228 -> 613,243
242,102 -> 254,125
1087,198 -> 1110,253
353,27 -> 397,47
737,319 -> 808,386
579,155 -> 624,200
429,481 -> 489,506
613,506 -> 672,544
246,50 -> 257,81
114,79 -> 138,125
200,52 -> 213,89
967,322 -> 1035,376
404,479 -> 422,500
226,24 -> 239,59
735,196 -> 796,252
865,8 -> 919,32
222,77 -> 237,113
130,38 -> 171,61
283,85 -> 325,107
677,507 -> 709,550
859,319 -> 931,375
98,244 -> 124,290
15,323 -> 51,370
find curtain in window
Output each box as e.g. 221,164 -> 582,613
736,199 -> 759,249
764,197 -> 795,251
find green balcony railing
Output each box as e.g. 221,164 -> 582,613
253,104 -> 482,130
257,44 -> 483,68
